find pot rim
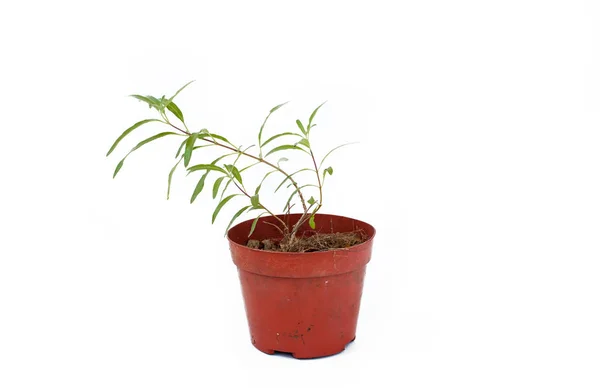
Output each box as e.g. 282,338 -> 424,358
226,212 -> 376,255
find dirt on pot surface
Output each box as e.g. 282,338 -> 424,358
246,230 -> 367,252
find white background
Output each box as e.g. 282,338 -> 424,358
1,0 -> 599,386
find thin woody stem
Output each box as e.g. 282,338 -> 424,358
166,122 -> 309,214
231,180 -> 288,232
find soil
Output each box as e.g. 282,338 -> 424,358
246,230 -> 367,253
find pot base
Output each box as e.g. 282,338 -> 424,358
253,336 -> 356,359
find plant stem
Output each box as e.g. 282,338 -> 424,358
166,122 -> 309,213
231,180 -> 288,232
309,149 -> 323,210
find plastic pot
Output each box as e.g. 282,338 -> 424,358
227,213 -> 376,359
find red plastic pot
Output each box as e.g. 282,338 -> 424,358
227,213 -> 376,359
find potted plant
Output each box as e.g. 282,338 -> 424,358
106,81 -> 376,359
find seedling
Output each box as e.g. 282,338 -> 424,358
106,81 -> 353,251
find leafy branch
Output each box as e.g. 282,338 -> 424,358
106,81 -> 352,248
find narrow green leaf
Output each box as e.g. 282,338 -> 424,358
113,159 -> 124,178
308,196 -> 316,206
270,101 -> 289,114
106,119 -> 161,156
224,164 -> 243,184
231,165 -> 243,185
262,132 -> 302,148
207,133 -> 234,146
319,142 -> 357,169
274,168 -> 314,193
225,206 -> 252,236
277,157 -> 288,166
187,164 -> 227,174
192,144 -> 214,151
167,157 -> 183,199
251,194 -> 260,208
248,212 -> 268,237
167,101 -> 184,123
264,144 -> 307,158
145,95 -> 162,108
211,153 -> 235,166
308,101 -> 327,131
183,132 -> 199,167
258,102 -> 289,147
309,215 -> 316,229
296,119 -> 306,135
190,172 -> 208,203
212,194 -> 239,224
112,132 -> 178,177
220,178 -> 233,200
130,95 -> 161,110
297,138 -> 310,148
169,80 -> 195,101
213,176 -> 225,199
254,170 -> 277,195
127,132 -> 179,155
240,161 -> 260,173
322,166 -> 333,184
175,138 -> 187,158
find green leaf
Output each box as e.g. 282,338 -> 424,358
248,212 -> 267,237
220,178 -> 233,200
240,161 -> 260,173
270,101 -> 289,114
208,133 -> 228,143
211,153 -> 236,166
264,144 -> 307,158
112,132 -> 179,178
297,138 -> 310,148
175,138 -> 187,158
130,95 -> 161,110
308,196 -> 316,206
309,215 -> 316,229
258,101 -> 289,148
192,144 -> 214,151
277,157 -> 288,166
319,142 -> 357,169
308,101 -> 327,131
212,176 -> 225,199
190,172 -> 208,203
183,132 -> 199,167
251,194 -> 260,209
232,166 -> 243,185
113,159 -> 124,178
225,206 -> 252,236
106,119 -> 162,156
296,119 -> 306,135
187,164 -> 227,174
167,101 -> 185,123
212,194 -> 239,224
169,80 -> 195,101
262,132 -> 302,148
146,95 -> 163,109
226,165 -> 243,185
254,170 -> 277,195
324,166 -> 333,176
274,168 -> 313,193
129,132 -> 179,153
167,157 -> 183,199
